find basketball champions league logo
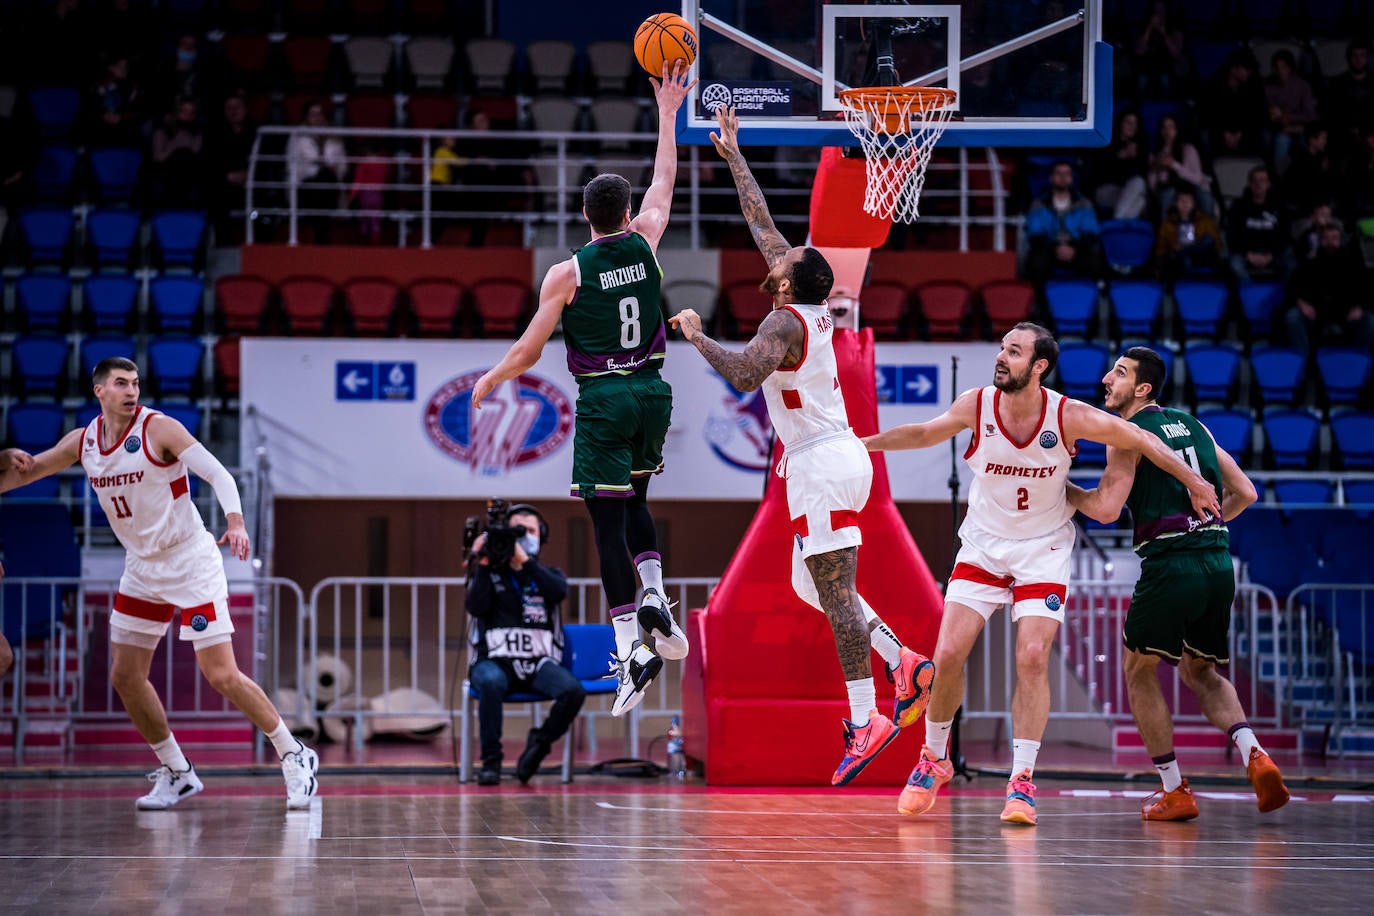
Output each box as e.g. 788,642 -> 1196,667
704,375 -> 773,473
424,370 -> 573,475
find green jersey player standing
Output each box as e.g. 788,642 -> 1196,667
472,61 -> 695,718
1069,347 -> 1289,821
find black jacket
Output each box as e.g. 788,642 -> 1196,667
465,560 -> 568,683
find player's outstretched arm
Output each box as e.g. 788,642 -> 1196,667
709,106 -> 790,269
629,60 -> 696,252
1066,446 -> 1140,523
669,306 -> 801,392
147,415 -> 251,561
471,261 -> 575,409
1064,401 -> 1222,520
863,388 -> 979,452
0,431 -> 79,495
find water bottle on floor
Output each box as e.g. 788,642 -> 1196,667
666,716 -> 686,780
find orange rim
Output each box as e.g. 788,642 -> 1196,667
839,86 -> 957,116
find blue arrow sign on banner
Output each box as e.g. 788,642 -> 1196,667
899,365 -> 939,404
335,361 -> 376,400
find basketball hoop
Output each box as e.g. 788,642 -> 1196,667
837,86 -> 957,223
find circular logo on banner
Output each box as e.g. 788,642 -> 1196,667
1044,593 -> 1063,612
704,379 -> 773,473
190,614 -> 209,632
124,436 -> 142,453
424,370 -> 573,474
701,83 -> 733,112
1039,430 -> 1059,449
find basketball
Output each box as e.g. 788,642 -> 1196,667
634,12 -> 698,76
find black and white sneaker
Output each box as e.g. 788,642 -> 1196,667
282,742 -> 320,809
637,589 -> 689,661
136,763 -> 204,810
608,642 -> 662,717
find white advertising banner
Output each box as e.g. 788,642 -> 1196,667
241,338 -> 1001,500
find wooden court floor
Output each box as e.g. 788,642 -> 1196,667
2,773 -> 1371,915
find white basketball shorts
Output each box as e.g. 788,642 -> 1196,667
946,519 -> 1075,622
110,529 -> 234,647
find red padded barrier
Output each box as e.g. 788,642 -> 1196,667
682,327 -> 945,785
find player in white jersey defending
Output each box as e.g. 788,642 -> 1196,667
865,324 -> 1222,824
0,358 -> 319,810
669,106 -> 934,785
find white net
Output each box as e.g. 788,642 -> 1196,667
838,87 -> 957,223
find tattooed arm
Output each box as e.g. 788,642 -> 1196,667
669,306 -> 802,392
710,105 -> 790,270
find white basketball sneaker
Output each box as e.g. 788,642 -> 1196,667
281,742 -> 320,809
136,763 -> 204,810
637,588 -> 689,660
608,642 -> 663,717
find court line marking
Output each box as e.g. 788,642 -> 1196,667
320,833 -> 1374,848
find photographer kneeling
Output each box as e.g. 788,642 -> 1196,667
465,503 -> 585,785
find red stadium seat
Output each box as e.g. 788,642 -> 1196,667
343,278 -> 400,336
213,336 -> 242,399
405,94 -> 458,130
215,274 -> 272,334
345,93 -> 396,128
221,35 -> 272,90
979,279 -> 1035,336
284,37 -> 332,88
915,281 -> 972,340
858,282 -> 908,340
278,276 -> 336,335
722,281 -> 772,338
409,279 -> 463,337
470,279 -> 530,337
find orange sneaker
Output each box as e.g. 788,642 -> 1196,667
831,710 -> 899,786
1246,748 -> 1290,813
889,648 -> 936,729
1142,779 -> 1200,821
1000,769 -> 1037,825
897,745 -> 954,815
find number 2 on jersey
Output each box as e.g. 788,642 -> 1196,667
110,495 -> 132,519
1017,487 -> 1029,511
618,296 -> 641,348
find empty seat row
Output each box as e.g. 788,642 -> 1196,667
1044,278 -> 1290,343
16,208 -> 208,271
8,335 -> 208,400
9,274 -> 206,334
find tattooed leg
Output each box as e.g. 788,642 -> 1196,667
805,547 -> 870,681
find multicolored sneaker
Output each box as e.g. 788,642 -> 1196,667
1000,769 -> 1037,825
1142,779 -> 1200,821
1246,748 -> 1290,813
897,745 -> 954,816
831,710 -> 899,786
889,648 -> 935,729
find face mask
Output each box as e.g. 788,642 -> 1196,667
518,533 -> 540,557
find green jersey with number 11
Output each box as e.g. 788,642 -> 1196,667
1126,404 -> 1228,558
563,231 -> 666,384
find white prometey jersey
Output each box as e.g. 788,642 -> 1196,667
760,303 -> 850,450
80,406 -> 207,558
961,386 -> 1077,539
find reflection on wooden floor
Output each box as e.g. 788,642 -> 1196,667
2,775 -> 1372,914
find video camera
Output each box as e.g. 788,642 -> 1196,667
463,497 -> 526,568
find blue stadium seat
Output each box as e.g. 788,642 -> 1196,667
1173,279 -> 1229,341
18,208 -> 75,266
74,401 -> 101,429
11,335 -> 69,399
1152,345 -> 1176,402
26,87 -> 81,139
150,210 -> 207,270
1109,279 -> 1162,339
1056,342 -> 1111,400
5,402 -> 65,451
149,276 -> 205,333
1316,347 -> 1372,407
1242,0 -> 1288,35
1227,506 -> 1283,562
152,402 -> 204,439
1250,347 -> 1306,407
147,337 -> 205,399
1198,408 -> 1254,463
79,335 -> 138,380
1074,439 -> 1107,467
1191,39 -> 1236,79
1243,539 -> 1316,597
15,274 -> 72,332
1238,281 -> 1283,338
1138,100 -> 1182,141
1183,344 -> 1241,405
88,147 -> 143,203
1272,479 -> 1335,506
1345,480 -> 1374,507
1044,279 -> 1098,338
0,504 -> 79,640
1262,409 -> 1321,469
83,274 -> 139,333
1331,411 -> 1374,470
33,145 -> 79,202
1099,219 -> 1155,273
86,209 -> 142,268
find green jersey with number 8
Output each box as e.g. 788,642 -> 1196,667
564,231 -> 666,384
1126,405 -> 1228,557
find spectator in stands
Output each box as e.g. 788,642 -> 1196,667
1323,39 -> 1372,152
458,109 -> 534,246
207,92 -> 257,241
428,134 -> 461,239
1263,49 -> 1317,169
1024,160 -> 1102,287
1292,201 -> 1344,261
159,34 -> 202,110
349,140 -> 390,244
1201,49 -> 1267,157
1144,114 -> 1214,218
464,505 -> 584,786
1286,223 -> 1374,355
85,54 -> 145,147
1283,124 -> 1338,215
1227,164 -> 1291,283
149,96 -> 204,207
1090,108 -> 1150,218
1345,123 -> 1374,222
1130,2 -> 1191,99
1154,185 -> 1221,282
1212,115 -> 1267,160
288,100 -> 348,243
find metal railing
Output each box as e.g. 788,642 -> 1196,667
1286,584 -> 1374,757
245,125 -> 1015,251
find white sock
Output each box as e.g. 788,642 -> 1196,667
845,678 -> 876,724
611,608 -> 640,658
1011,738 -> 1041,778
1229,723 -> 1261,761
635,552 -> 664,596
151,733 -> 190,772
859,597 -> 904,669
1153,752 -> 1183,792
925,718 -> 954,760
267,718 -> 302,758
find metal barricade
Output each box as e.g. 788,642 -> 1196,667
1286,584 -> 1374,756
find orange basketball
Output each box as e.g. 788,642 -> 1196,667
634,12 -> 698,76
